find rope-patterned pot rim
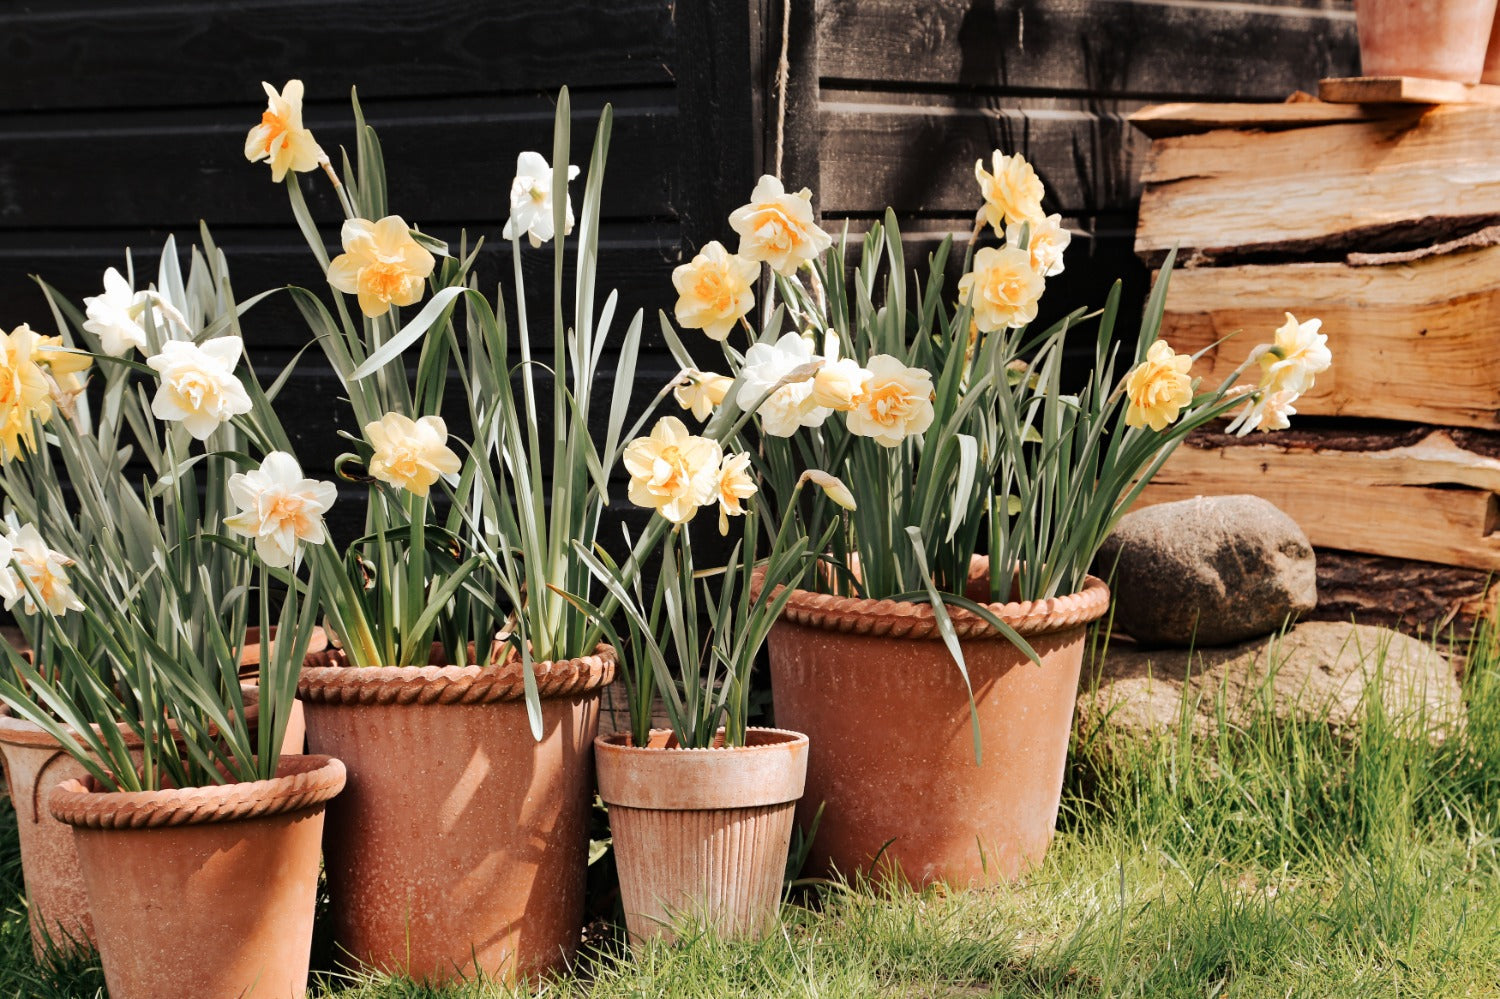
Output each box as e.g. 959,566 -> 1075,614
752,566 -> 1110,640
297,644 -> 617,706
48,754 -> 346,830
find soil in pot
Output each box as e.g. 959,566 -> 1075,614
595,727 -> 808,945
0,682 -> 301,956
49,753 -> 345,999
298,645 -> 615,984
762,559 -> 1110,887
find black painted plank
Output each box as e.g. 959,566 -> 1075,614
817,0 -> 1357,101
0,0 -> 675,111
0,94 -> 677,229
818,96 -> 1147,217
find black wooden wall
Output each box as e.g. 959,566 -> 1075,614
0,0 -> 1358,535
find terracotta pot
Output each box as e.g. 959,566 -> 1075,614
236,624 -> 329,675
0,683 -> 300,956
1356,0 -> 1499,83
298,645 -> 615,984
1485,8 -> 1500,83
595,727 -> 808,944
760,560 -> 1109,887
49,754 -> 343,998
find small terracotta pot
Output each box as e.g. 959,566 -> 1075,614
1484,9 -> 1500,83
0,683 -> 300,956
237,625 -> 329,755
49,754 -> 345,999
595,727 -> 808,945
760,559 -> 1109,887
1356,0 -> 1500,83
298,645 -> 615,984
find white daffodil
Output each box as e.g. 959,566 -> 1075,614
735,332 -> 828,437
799,469 -> 857,511
1258,313 -> 1331,396
82,267 -> 165,356
146,336 -> 253,440
502,151 -> 579,248
5,523 -> 83,616
224,452 -> 337,568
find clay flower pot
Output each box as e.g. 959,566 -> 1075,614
0,683 -> 301,956
1356,0 -> 1499,83
298,645 -> 615,984
595,727 -> 808,945
761,559 -> 1109,886
1484,10 -> 1500,83
237,624 -> 330,755
49,754 -> 345,999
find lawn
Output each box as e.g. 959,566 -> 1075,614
5,626 -> 1499,998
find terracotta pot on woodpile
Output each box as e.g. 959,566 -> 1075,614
760,558 -> 1109,887
1357,0 -> 1499,82
1484,8 -> 1500,82
297,644 -> 614,984
595,727 -> 808,945
0,683 -> 302,958
49,754 -> 345,999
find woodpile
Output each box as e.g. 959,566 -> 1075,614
1130,89 -> 1500,635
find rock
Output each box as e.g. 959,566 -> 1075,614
1096,494 -> 1317,647
1077,621 -> 1464,743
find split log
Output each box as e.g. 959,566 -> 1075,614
1157,244 -> 1500,430
1136,427 -> 1500,570
1318,76 -> 1500,106
1309,548 -> 1498,639
1129,99 -> 1395,139
1135,103 -> 1500,265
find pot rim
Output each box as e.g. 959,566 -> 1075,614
752,560 -> 1110,640
595,726 -> 809,810
48,753 -> 346,830
297,643 -> 617,706
0,682 -> 266,751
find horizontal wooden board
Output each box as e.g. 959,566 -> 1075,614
0,0 -> 674,111
817,0 -> 1356,100
1136,103 -> 1500,263
1319,75 -> 1500,105
0,96 -> 677,230
1130,99 -> 1400,137
1157,245 -> 1500,429
1138,434 -> 1500,570
818,99 -> 1148,216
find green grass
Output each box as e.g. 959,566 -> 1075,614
5,623 -> 1500,997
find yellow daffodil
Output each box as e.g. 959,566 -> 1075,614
672,241 -> 758,341
975,151 -> 1045,232
728,175 -> 832,276
1006,213 -> 1071,278
845,354 -> 935,448
808,333 -> 870,412
1124,341 -> 1195,431
224,452 -> 337,569
326,216 -> 437,319
365,413 -> 462,498
623,416 -> 722,524
714,451 -> 758,535
146,336 -> 253,441
800,469 -> 857,511
0,325 -> 55,462
673,368 -> 734,421
244,80 -> 327,183
958,246 -> 1046,333
36,336 -> 91,415
1258,313 -> 1331,396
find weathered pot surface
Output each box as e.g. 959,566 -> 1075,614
1357,0 -> 1500,82
298,644 -> 615,984
0,682 -> 299,956
758,559 -> 1110,887
49,753 -> 345,999
595,727 -> 808,944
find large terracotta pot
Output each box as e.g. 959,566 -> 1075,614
1356,0 -> 1499,82
595,727 -> 808,945
298,645 -> 615,984
762,561 -> 1109,887
49,754 -> 345,999
0,683 -> 302,956
1484,10 -> 1500,83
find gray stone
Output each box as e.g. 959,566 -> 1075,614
1096,494 -> 1317,647
1077,621 -> 1464,744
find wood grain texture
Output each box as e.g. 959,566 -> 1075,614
1157,245 -> 1500,429
1138,434 -> 1500,569
816,0 -> 1357,99
1136,103 -> 1500,263
1130,99 -> 1399,137
1319,75 -> 1500,105
0,0 -> 675,110
1311,548 -> 1499,635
